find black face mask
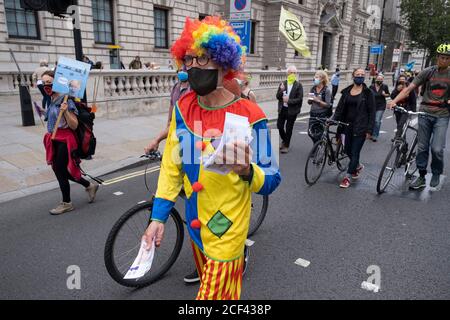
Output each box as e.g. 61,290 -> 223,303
376,81 -> 383,85
187,67 -> 218,96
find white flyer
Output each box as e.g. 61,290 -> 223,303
123,238 -> 156,280
202,112 -> 253,175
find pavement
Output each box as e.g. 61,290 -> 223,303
0,113 -> 449,299
0,91 -> 336,203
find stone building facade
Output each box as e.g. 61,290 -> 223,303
0,0 -> 418,73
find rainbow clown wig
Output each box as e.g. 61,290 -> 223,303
171,16 -> 246,78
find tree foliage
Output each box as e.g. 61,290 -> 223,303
400,0 -> 450,60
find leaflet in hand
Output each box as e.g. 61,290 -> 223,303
202,112 -> 253,175
123,238 -> 156,280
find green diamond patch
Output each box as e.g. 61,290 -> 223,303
207,211 -> 233,238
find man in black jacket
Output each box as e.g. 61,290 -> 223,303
276,65 -> 304,153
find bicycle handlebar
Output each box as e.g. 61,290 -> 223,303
310,117 -> 350,127
140,150 -> 162,161
393,105 -> 436,117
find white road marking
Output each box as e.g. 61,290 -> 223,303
298,131 -> 308,135
410,118 -> 418,126
386,115 -> 393,119
379,131 -> 387,134
245,239 -> 255,247
294,258 -> 310,268
113,191 -> 124,196
101,166 -> 160,185
138,200 -> 147,204
361,281 -> 380,293
296,115 -> 310,122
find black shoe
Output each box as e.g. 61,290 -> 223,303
430,174 -> 440,188
242,245 -> 249,276
409,176 -> 426,190
183,269 -> 200,284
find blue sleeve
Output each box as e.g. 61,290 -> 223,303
151,198 -> 176,223
250,119 -> 282,195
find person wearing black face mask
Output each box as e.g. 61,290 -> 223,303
369,75 -> 390,141
333,68 -> 376,188
391,75 -> 416,139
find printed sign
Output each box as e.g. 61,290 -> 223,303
53,56 -> 91,99
230,0 -> 252,20
230,20 -> 252,52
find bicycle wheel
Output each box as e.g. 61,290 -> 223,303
376,144 -> 401,194
104,201 -> 184,288
405,136 -> 418,179
335,142 -> 350,172
247,194 -> 269,237
305,140 -> 328,186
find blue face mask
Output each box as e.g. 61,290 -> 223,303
353,76 -> 365,85
313,78 -> 321,86
177,71 -> 188,82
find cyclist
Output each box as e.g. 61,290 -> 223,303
390,74 -> 417,139
307,70 -> 332,144
333,68 -> 376,188
144,70 -> 190,154
388,43 -> 450,189
141,16 -> 281,300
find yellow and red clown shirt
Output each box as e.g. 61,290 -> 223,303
151,91 -> 281,261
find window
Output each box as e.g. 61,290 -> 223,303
351,43 -> 356,63
341,2 -> 346,20
298,0 -> 304,4
5,0 -> 40,39
199,14 -> 207,21
154,8 -> 169,48
359,45 -> 364,64
250,21 -> 257,54
337,36 -> 344,59
92,0 -> 114,44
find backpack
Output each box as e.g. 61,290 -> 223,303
72,100 -> 96,159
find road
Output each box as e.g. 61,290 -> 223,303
1,113 -> 449,300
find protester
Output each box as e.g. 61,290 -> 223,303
82,55 -> 94,69
334,68 -> 376,188
330,67 -> 340,105
141,16 -> 281,300
369,74 -> 390,141
388,43 -> 450,189
307,70 -> 332,144
41,70 -> 99,215
240,75 -> 257,103
390,74 -> 417,138
276,65 -> 303,153
32,59 -> 51,110
129,56 -> 143,69
144,69 -> 191,153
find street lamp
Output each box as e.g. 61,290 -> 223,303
376,0 -> 387,71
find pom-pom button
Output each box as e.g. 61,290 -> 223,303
190,219 -> 201,229
192,182 -> 204,192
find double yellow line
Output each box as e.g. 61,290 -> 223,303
101,165 -> 160,186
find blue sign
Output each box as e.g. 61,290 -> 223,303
229,20 -> 252,52
53,56 -> 91,99
370,45 -> 383,54
235,0 -> 247,11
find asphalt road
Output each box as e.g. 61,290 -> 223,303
1,112 -> 449,300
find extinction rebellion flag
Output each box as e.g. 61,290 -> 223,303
279,6 -> 311,57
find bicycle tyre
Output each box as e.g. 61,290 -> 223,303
336,142 -> 349,172
376,144 -> 401,194
305,140 -> 328,186
247,195 -> 269,237
104,201 -> 184,288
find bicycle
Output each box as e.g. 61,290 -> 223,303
376,105 -> 430,194
304,117 -> 350,186
104,151 -> 269,288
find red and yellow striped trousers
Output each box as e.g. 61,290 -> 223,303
191,241 -> 244,300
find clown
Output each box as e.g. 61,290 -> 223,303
142,16 -> 281,300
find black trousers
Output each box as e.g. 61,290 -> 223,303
277,108 -> 298,148
52,141 -> 90,203
331,85 -> 338,104
344,130 -> 366,175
